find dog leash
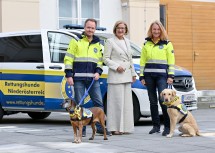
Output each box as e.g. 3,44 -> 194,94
167,84 -> 173,89
77,79 -> 95,107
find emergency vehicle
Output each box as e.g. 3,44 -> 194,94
0,28 -> 198,123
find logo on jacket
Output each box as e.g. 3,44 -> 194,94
159,45 -> 164,49
94,48 -> 98,53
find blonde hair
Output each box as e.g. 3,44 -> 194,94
147,20 -> 168,41
113,20 -> 129,35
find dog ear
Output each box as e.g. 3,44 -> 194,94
172,90 -> 176,97
160,90 -> 164,98
71,100 -> 76,109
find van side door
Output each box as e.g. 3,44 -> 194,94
0,55 -> 2,104
41,30 -> 78,110
0,33 -> 45,111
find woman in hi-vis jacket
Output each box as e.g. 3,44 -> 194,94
139,20 -> 175,136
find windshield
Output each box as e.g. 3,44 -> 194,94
95,33 -> 141,58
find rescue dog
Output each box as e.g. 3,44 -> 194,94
161,89 -> 200,138
61,99 -> 108,143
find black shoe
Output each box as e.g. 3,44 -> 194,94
82,130 -> 86,137
149,126 -> 160,134
162,128 -> 170,136
97,128 -> 112,136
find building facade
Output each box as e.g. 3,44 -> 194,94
0,0 -> 214,90
0,0 -> 159,46
0,0 -> 40,32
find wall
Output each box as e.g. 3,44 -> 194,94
40,0 -> 58,29
39,0 -> 122,32
100,0 -> 122,33
1,0 -> 40,32
121,0 -> 159,46
0,0 -> 2,32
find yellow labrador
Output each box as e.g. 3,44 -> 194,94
161,89 -> 200,138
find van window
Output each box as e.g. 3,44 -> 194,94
0,35 -> 43,62
48,32 -> 74,63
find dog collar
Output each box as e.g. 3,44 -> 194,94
70,107 -> 93,121
163,96 -> 179,106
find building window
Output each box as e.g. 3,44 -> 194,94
160,5 -> 166,29
58,0 -> 100,29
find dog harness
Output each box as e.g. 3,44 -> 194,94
163,96 -> 188,123
70,106 -> 93,122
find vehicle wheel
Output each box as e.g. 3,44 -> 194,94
27,112 -> 51,120
133,93 -> 141,124
0,105 -> 4,121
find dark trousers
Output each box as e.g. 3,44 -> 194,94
145,75 -> 170,129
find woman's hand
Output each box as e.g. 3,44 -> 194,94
117,66 -> 125,73
132,76 -> 136,83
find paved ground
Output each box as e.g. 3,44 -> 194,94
197,90 -> 215,109
0,108 -> 215,153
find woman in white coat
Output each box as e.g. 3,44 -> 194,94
103,21 -> 136,135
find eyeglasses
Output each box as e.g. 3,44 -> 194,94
116,27 -> 126,30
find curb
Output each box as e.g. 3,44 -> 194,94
197,96 -> 215,109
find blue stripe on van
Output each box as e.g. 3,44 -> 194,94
0,93 -> 65,110
1,74 -> 63,82
45,75 -> 64,82
2,74 -> 44,81
45,98 -> 65,110
1,93 -> 45,108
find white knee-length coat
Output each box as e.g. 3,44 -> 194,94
103,36 -> 136,132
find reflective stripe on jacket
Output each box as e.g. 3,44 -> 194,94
64,34 -> 103,81
139,37 -> 175,80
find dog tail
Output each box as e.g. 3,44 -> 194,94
198,132 -> 215,136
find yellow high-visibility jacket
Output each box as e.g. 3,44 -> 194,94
139,37 -> 175,81
64,34 -> 103,81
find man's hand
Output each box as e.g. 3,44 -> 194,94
167,78 -> 173,84
67,77 -> 74,86
141,79 -> 146,85
94,73 -> 100,80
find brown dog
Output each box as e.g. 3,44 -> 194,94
62,99 -> 108,143
161,89 -> 200,138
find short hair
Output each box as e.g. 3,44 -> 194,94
147,20 -> 168,41
113,20 -> 129,35
84,18 -> 97,27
